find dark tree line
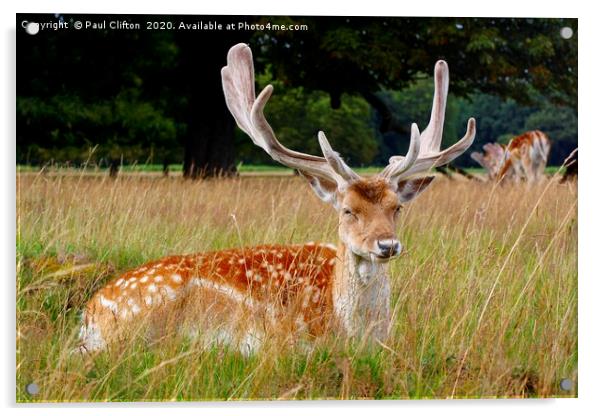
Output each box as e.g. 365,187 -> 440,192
17,14 -> 577,175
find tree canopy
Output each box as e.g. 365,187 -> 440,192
17,14 -> 577,172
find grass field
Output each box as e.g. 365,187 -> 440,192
16,163 -> 564,177
16,170 -> 577,401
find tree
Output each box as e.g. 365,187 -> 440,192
17,15 -> 577,174
259,17 -> 576,129
524,104 -> 577,165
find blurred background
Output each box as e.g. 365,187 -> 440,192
16,14 -> 577,178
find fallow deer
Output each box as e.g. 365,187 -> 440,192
471,130 -> 551,182
76,44 -> 476,355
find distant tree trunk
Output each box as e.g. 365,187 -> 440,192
162,157 -> 169,177
182,99 -> 236,179
176,33 -> 241,179
109,159 -> 120,178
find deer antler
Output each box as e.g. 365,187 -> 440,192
221,43 -> 359,187
382,60 -> 476,182
222,44 -> 475,187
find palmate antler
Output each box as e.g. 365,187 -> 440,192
221,43 -> 476,187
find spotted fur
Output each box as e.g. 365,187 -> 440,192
78,243 -> 336,354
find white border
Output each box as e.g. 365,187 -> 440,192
2,1 -> 599,415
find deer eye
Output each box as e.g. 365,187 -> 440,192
394,205 -> 403,215
343,208 -> 357,218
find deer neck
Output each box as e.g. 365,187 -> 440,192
332,242 -> 391,341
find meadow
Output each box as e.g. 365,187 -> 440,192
16,169 -> 577,401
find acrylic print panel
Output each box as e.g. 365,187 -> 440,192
16,13 -> 578,402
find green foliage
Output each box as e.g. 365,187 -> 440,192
524,105 -> 577,164
375,78 -> 462,163
236,69 -> 378,166
17,90 -> 182,165
260,17 -> 577,107
17,16 -> 577,169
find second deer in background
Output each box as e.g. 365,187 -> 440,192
471,130 -> 551,183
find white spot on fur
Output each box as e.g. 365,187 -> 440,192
321,242 -> 337,251
253,274 -> 263,282
161,286 -> 177,301
148,284 -> 158,293
301,286 -> 312,308
171,274 -> 183,283
245,270 -> 253,278
328,258 -> 336,266
154,275 -> 163,282
140,275 -> 149,283
130,283 -> 138,290
115,278 -> 124,286
312,289 -> 321,303
99,295 -> 118,313
295,314 -> 308,331
144,295 -> 153,306
238,258 -> 245,264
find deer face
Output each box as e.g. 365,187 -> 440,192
305,175 -> 435,262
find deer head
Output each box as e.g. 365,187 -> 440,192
222,43 -> 476,263
471,143 -> 507,180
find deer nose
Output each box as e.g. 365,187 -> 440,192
377,239 -> 402,258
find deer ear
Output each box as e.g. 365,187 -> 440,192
299,171 -> 338,205
471,152 -> 486,168
396,176 -> 435,203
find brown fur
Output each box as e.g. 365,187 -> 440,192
82,243 -> 337,349
497,130 -> 550,182
347,178 -> 392,205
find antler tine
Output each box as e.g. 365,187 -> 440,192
221,43 -> 357,186
420,60 -> 449,154
383,60 -> 476,181
381,123 -> 421,180
318,132 -> 360,182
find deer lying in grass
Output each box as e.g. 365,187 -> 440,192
76,44 -> 476,355
470,130 -> 551,182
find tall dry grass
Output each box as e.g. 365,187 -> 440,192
16,171 -> 577,401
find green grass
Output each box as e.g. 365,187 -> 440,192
16,163 -> 565,177
16,171 -> 577,401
